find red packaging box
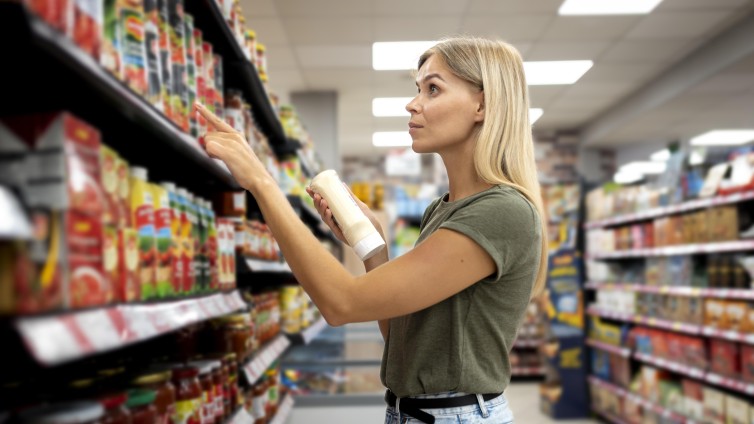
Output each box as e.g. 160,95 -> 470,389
72,0 -> 102,59
25,0 -> 73,33
741,344 -> 754,384
710,339 -> 741,378
117,228 -> 140,302
65,210 -> 108,308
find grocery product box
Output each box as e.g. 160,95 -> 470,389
706,299 -> 728,328
704,386 -> 727,424
742,344 -> 754,384
710,339 -> 741,378
725,301 -> 749,332
682,379 -> 704,421
185,14 -> 198,136
117,227 -> 139,302
72,0 -> 103,60
168,0 -> 188,131
726,395 -> 752,424
157,0 -> 173,119
744,302 -> 754,333
151,183 -> 172,297
119,1 -> 148,96
708,206 -> 739,242
144,0 -> 163,110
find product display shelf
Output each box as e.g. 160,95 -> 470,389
513,338 -> 543,348
584,190 -> 754,230
269,393 -> 295,424
287,195 -> 338,243
587,240 -> 754,259
588,376 -> 692,423
0,2 -> 239,191
286,316 -> 328,346
632,352 -> 706,379
183,0 -> 287,149
591,406 -> 630,424
242,333 -> 291,385
241,257 -> 293,274
584,282 -> 754,300
585,339 -> 631,358
511,366 -> 545,376
586,306 -> 702,335
700,326 -> 754,344
631,352 -> 754,396
15,290 -> 247,366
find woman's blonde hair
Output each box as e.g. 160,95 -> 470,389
419,36 -> 548,299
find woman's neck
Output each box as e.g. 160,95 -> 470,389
440,143 -> 493,203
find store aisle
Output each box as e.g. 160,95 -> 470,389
288,383 -> 599,423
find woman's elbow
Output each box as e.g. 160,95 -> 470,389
319,304 -> 350,327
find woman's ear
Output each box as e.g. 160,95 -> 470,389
474,91 -> 485,123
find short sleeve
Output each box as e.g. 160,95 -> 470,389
439,189 -> 541,280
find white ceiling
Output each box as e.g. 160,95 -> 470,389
241,0 -> 754,156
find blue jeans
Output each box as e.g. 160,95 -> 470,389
385,392 -> 514,423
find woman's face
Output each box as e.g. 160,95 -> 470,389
406,55 -> 484,154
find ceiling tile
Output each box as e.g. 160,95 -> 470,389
303,69 -> 376,89
246,18 -> 290,46
656,0 -> 752,11
240,0 -> 278,18
468,0 -> 561,14
688,72 -> 754,94
528,86 -> 569,108
576,63 -> 663,84
624,11 -> 735,39
267,69 -> 307,93
283,17 -> 374,44
540,16 -> 641,41
274,0 -> 372,17
598,39 -> 697,64
374,0 -> 471,16
524,40 -> 610,61
295,45 -> 371,68
460,15 -> 553,40
374,17 -> 463,42
264,46 -> 298,70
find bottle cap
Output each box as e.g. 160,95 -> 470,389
353,232 -> 385,261
130,167 -> 148,180
160,182 -> 176,191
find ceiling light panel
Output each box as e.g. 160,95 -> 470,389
559,0 -> 664,15
373,131 -> 413,147
530,108 -> 544,124
372,41 -> 436,70
689,130 -> 754,146
373,98 -> 413,117
524,61 -> 594,85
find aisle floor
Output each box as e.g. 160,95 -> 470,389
287,383 -> 600,423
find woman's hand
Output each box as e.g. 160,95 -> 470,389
194,102 -> 270,193
305,185 -> 384,246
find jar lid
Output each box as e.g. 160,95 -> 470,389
132,370 -> 172,386
221,313 -> 250,324
246,29 -> 256,38
171,365 -> 200,380
99,393 -> 128,410
125,389 -> 156,408
256,43 -> 266,52
18,402 -> 105,424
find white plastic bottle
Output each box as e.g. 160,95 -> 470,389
310,170 -> 386,261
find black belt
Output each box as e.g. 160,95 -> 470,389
384,389 -> 503,424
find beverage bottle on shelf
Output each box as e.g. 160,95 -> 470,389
310,170 -> 386,260
176,187 -> 194,294
161,182 -> 184,295
186,192 -> 201,293
129,167 -> 156,300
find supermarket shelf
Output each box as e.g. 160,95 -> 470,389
701,326 -> 754,345
705,373 -> 754,396
586,339 -> 631,357
242,257 -> 292,274
15,291 -> 247,366
511,366 -> 545,376
591,407 -> 629,424
513,339 -> 543,348
584,282 -> 754,300
587,240 -> 754,259
287,195 -> 338,243
183,0 -> 287,148
242,334 -> 291,384
269,394 -> 295,424
586,306 -> 702,335
0,2 -> 239,191
588,376 -> 691,423
272,138 -> 303,157
633,352 -> 706,379
584,190 -> 754,229
226,407 -> 253,424
286,317 -> 328,346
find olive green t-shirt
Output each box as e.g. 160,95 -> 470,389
380,184 -> 542,397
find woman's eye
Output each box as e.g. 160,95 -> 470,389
429,85 -> 439,94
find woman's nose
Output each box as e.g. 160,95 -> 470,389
406,96 -> 420,114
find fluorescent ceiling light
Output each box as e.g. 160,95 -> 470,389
530,108 -> 543,124
650,149 -> 670,162
614,170 -> 643,185
373,41 -> 436,70
373,131 -> 413,147
620,161 -> 667,175
689,130 -> 754,146
559,0 -> 663,15
524,61 -> 593,85
373,97 -> 412,117
689,150 -> 705,166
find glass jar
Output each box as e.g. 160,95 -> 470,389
210,361 -> 224,422
99,392 -> 131,424
255,43 -> 267,79
225,90 -> 245,134
131,370 -> 175,424
251,378 -> 267,424
245,30 -> 257,66
17,402 -> 104,424
171,366 -> 202,424
216,314 -> 251,361
126,389 -> 157,424
190,361 -> 217,424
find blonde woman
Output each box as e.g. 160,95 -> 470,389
196,36 -> 547,424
